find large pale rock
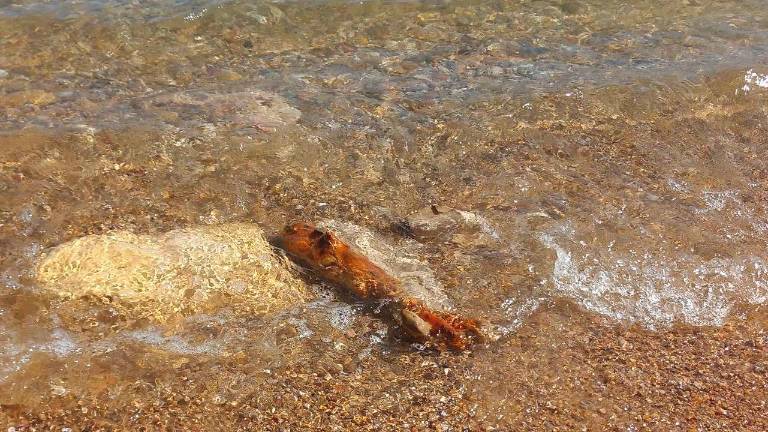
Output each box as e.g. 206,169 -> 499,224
36,223 -> 310,319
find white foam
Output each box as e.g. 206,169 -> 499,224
695,189 -> 768,234
666,178 -> 689,193
40,328 -> 79,356
741,69 -> 768,94
286,317 -> 314,339
497,296 -> 545,335
697,190 -> 739,213
184,8 -> 207,22
539,225 -> 768,328
0,326 -> 79,383
125,327 -> 225,355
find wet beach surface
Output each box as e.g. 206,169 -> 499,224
2,0 -> 768,430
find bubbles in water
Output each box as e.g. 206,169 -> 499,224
697,190 -> 739,213
50,383 -> 67,396
305,284 -> 337,305
184,8 -> 207,22
327,304 -> 357,330
666,178 -> 689,193
369,328 -> 387,345
694,189 -> 768,235
18,207 -> 34,224
1,272 -> 22,290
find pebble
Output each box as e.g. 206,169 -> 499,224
342,358 -> 357,373
330,363 -> 344,374
216,69 -> 242,81
488,66 -> 505,76
0,69 -> 8,79
276,324 -> 299,344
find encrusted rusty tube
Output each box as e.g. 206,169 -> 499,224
274,222 -> 483,350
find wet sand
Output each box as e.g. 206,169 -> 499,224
3,302 -> 767,430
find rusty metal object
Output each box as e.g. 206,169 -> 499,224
274,222 -> 483,350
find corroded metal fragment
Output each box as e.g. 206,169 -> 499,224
275,222 -> 483,350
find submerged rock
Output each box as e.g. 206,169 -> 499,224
146,89 -> 301,131
406,205 -> 500,248
215,69 -> 243,81
1,89 -> 57,108
36,223 -> 311,320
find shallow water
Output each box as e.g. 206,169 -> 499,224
2,0 -> 768,429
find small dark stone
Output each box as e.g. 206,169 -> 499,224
559,0 -> 582,14
243,40 -> 254,49
390,220 -> 415,238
